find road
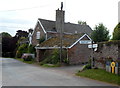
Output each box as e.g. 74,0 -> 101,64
1,58 -> 117,86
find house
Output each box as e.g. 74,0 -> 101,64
35,33 -> 92,64
31,8 -> 93,64
31,9 -> 92,46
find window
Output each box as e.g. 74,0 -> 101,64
37,27 -> 39,29
36,31 -> 40,39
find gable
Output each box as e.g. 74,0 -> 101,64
32,21 -> 47,46
81,36 -> 90,40
69,34 -> 92,48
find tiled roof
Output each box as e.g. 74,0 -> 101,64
39,33 -> 85,47
38,18 -> 92,36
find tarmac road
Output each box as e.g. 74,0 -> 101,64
1,58 -> 118,86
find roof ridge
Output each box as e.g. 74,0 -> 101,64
38,18 -> 89,26
38,18 -> 55,22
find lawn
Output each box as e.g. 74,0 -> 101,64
76,69 -> 120,85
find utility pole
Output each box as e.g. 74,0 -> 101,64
60,2 -> 64,64
91,41 -> 95,68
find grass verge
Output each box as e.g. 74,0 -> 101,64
15,58 -> 35,64
41,64 -> 61,67
76,69 -> 120,85
14,58 -> 61,67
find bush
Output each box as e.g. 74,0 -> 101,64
28,45 -> 35,53
16,44 -> 35,58
83,64 -> 91,70
51,49 -> 60,64
40,49 -> 67,66
40,49 -> 60,65
16,44 -> 28,58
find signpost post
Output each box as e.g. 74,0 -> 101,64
88,43 -> 98,68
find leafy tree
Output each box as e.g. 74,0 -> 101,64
1,32 -> 12,38
1,32 -> 18,57
112,23 -> 120,40
78,21 -> 87,25
28,28 -> 33,34
1,32 -> 11,57
91,23 -> 110,42
15,30 -> 28,39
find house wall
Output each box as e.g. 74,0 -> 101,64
36,49 -> 46,62
32,22 -> 46,46
93,42 -> 120,69
68,42 -> 92,65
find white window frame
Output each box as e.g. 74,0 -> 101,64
36,31 -> 40,39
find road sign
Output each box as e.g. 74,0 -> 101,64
88,44 -> 98,48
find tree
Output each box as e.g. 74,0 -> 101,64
1,32 -> 18,57
91,23 -> 110,42
1,32 -> 12,38
15,30 -> 28,39
112,23 -> 120,40
78,21 -> 87,25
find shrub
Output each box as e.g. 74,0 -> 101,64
40,49 -> 67,65
51,49 -> 60,64
83,64 -> 91,70
40,49 -> 60,65
16,44 -> 28,58
28,45 -> 35,53
16,43 -> 35,58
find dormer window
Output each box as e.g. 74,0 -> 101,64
36,31 -> 40,39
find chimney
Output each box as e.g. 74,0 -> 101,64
55,4 -> 65,33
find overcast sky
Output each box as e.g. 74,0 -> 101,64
0,0 -> 119,36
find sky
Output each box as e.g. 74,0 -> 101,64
0,0 -> 119,36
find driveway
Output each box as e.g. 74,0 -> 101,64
1,58 -> 118,86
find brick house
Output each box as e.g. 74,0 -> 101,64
31,9 -> 92,46
31,8 -> 93,64
35,33 -> 92,64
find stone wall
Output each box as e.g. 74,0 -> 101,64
93,41 -> 120,69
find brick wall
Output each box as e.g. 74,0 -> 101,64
32,22 -> 46,46
68,42 -> 92,65
36,49 -> 46,62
